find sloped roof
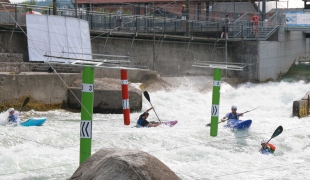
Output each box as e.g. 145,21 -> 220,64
0,0 -> 16,11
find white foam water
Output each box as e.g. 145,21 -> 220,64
0,79 -> 309,179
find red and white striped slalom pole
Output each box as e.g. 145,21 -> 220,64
121,69 -> 130,125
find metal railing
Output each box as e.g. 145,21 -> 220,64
0,3 -> 281,39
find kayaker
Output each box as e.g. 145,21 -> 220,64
7,108 -> 19,124
221,105 -> 244,122
260,140 -> 276,155
136,107 -> 162,127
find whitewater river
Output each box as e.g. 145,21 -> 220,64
0,77 -> 310,180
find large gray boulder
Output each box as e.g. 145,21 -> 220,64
70,148 -> 180,180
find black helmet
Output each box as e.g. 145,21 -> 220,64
139,112 -> 149,119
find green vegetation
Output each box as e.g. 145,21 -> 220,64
20,0 -> 37,12
0,96 -> 63,112
21,0 -> 36,5
41,3 -> 53,14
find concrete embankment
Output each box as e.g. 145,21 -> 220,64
0,72 -> 80,112
0,67 -> 251,113
0,70 -> 159,113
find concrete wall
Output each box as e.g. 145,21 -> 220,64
0,62 -> 34,73
258,30 -> 307,81
0,32 -> 28,61
0,71 -> 144,112
0,31 -> 242,78
0,73 -> 80,109
91,37 -> 264,81
91,37 -> 221,77
0,30 -> 307,83
94,68 -> 158,83
231,41 -> 259,80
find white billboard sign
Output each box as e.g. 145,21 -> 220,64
26,15 -> 92,62
286,12 -> 310,27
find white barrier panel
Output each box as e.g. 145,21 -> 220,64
26,15 -> 92,62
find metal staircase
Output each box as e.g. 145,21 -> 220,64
233,24 -> 278,40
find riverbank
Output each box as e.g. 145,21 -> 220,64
0,68 -> 247,113
0,70 -> 151,113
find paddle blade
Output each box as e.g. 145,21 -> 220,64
271,126 -> 283,140
19,97 -> 30,112
143,91 -> 151,102
22,97 -> 30,107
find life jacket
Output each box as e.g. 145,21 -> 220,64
261,144 -> 276,155
8,114 -> 18,123
137,118 -> 149,127
137,118 -> 144,126
227,113 -> 239,120
261,148 -> 274,155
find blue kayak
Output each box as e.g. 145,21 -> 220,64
20,117 -> 47,126
224,119 -> 252,130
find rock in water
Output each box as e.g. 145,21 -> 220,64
70,148 -> 180,180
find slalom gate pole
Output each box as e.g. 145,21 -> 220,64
210,68 -> 222,137
80,66 -> 94,165
121,69 -> 130,125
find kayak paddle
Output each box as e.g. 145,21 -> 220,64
259,125 -> 283,152
267,125 -> 283,142
241,106 -> 259,114
143,91 -> 161,123
19,97 -> 30,112
206,106 -> 259,127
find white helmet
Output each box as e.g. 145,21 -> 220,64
231,105 -> 237,110
8,108 -> 15,113
261,139 -> 267,144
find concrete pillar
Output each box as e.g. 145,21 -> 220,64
262,0 -> 266,21
293,100 -> 309,118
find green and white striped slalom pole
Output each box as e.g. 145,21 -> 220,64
210,68 -> 221,137
80,66 -> 94,165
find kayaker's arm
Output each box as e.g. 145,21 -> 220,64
221,112 -> 230,122
145,107 -> 153,113
221,117 -> 227,122
148,122 -> 162,127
